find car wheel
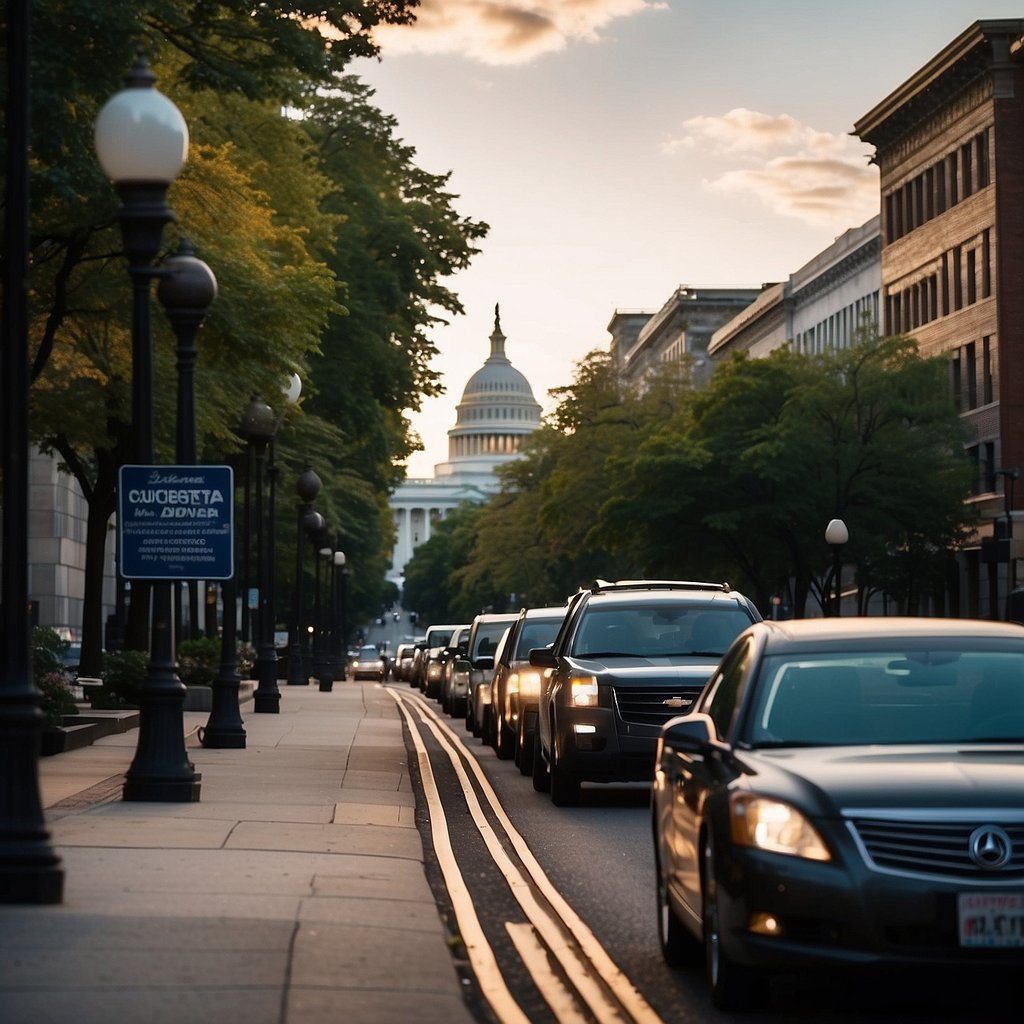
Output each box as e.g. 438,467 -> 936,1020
531,734 -> 550,793
655,844 -> 699,968
481,704 -> 492,745
549,736 -> 580,807
518,723 -> 534,776
496,714 -> 515,761
702,831 -> 765,1011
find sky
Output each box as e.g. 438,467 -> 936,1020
354,1 -> 1024,478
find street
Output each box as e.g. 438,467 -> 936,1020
388,682 -> 1021,1023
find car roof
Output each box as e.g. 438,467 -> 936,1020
584,588 -> 750,607
521,606 -> 568,619
753,616 -> 1024,648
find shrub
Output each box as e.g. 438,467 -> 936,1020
32,627 -> 78,726
95,649 -> 149,708
177,636 -> 221,686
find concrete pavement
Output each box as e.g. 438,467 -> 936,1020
0,681 -> 477,1024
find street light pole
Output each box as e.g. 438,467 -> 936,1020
333,548 -> 347,680
95,51 -> 199,802
0,0 -> 64,902
825,518 -> 849,617
288,467 -> 322,685
239,395 -> 279,713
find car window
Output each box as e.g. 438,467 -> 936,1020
701,636 -> 754,738
571,602 -> 752,658
747,647 -> 1024,747
473,622 -> 514,657
515,619 -> 562,659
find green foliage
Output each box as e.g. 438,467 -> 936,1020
177,636 -> 221,686
32,627 -> 78,726
95,650 -> 150,708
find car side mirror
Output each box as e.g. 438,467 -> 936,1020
474,655 -> 494,671
661,713 -> 716,754
529,647 -> 557,669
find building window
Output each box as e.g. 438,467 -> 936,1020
952,246 -> 963,310
948,152 -> 959,205
983,336 -> 994,405
952,351 -> 962,410
961,142 -> 973,199
965,341 -> 977,411
977,130 -> 990,189
982,229 -> 992,298
966,248 -> 977,306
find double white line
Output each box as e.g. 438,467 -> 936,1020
390,688 -> 664,1024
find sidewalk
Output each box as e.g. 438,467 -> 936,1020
0,682 -> 477,1024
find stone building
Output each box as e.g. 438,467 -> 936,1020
854,18 -> 1024,618
388,308 -> 542,583
708,216 -> 881,360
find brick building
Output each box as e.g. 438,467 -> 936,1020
855,18 -> 1024,618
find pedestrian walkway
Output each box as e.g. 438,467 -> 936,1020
0,683 -> 477,1024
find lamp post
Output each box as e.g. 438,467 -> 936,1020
0,0 -> 65,901
158,237 -> 217,639
317,532 -> 335,692
825,518 -> 849,617
288,467 -> 322,684
238,395 -> 280,712
95,51 -> 200,802
333,549 -> 347,680
301,510 -> 326,681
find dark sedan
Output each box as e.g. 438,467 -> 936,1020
652,616 -> 1024,1011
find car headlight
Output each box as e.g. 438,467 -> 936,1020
514,670 -> 543,699
728,793 -> 831,861
570,675 -> 599,707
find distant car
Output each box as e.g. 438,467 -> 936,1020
531,579 -> 760,806
653,616 -> 1024,1011
350,644 -> 386,682
438,625 -> 471,713
472,626 -> 512,741
412,624 -> 461,693
486,606 -> 566,766
422,623 -> 469,698
392,642 -> 417,682
449,613 -> 518,723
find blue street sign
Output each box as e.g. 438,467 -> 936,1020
119,465 -> 234,580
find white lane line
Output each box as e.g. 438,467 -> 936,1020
404,697 -> 631,1024
391,688 -> 663,1024
393,696 -> 532,1024
505,921 -> 590,1024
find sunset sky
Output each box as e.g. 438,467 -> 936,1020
355,2 -> 1022,477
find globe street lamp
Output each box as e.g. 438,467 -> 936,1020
0,0 -> 65,901
288,466 -> 322,685
158,237 -> 217,639
95,51 -> 200,802
825,518 -> 849,617
238,395 -> 279,712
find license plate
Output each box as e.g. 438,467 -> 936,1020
958,892 -> 1024,947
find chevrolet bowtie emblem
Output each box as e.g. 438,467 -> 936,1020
663,697 -> 691,708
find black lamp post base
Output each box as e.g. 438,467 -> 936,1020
0,863 -> 64,904
123,774 -> 202,802
253,692 -> 281,713
201,728 -> 246,748
318,677 -> 333,692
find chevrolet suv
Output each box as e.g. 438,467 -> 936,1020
530,580 -> 760,806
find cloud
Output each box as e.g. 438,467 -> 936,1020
664,108 -> 878,227
372,0 -> 668,65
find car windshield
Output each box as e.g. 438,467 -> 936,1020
747,647 -> 1024,747
514,619 -> 562,659
571,603 -> 752,658
358,646 -> 379,660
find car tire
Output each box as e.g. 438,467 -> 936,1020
518,723 -> 534,776
655,844 -> 699,967
549,737 -> 581,807
496,715 -> 515,760
532,735 -> 551,793
702,831 -> 765,1011
481,704 -> 492,745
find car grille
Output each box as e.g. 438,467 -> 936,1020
852,818 -> 1024,879
612,685 -> 703,728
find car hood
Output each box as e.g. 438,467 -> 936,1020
745,745 -> 1024,813
569,656 -> 718,684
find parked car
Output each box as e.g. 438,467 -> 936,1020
471,626 -> 512,740
653,616 -> 1024,1011
392,642 -> 417,682
423,623 -> 469,698
412,624 -> 462,693
531,579 -> 760,806
450,613 -> 518,723
350,644 -> 386,682
486,606 -> 567,765
438,625 -> 471,713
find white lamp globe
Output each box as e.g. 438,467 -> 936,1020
94,58 -> 188,184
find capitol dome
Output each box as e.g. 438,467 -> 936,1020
440,305 -> 542,474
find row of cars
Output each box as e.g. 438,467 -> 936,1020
397,581 -> 1024,1010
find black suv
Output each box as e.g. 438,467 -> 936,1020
530,580 -> 760,806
